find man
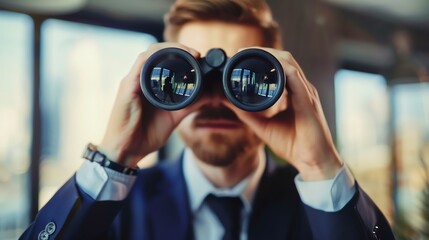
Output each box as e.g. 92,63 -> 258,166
162,76 -> 175,103
21,0 -> 395,239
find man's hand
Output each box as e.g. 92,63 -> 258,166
226,48 -> 343,181
98,43 -> 200,168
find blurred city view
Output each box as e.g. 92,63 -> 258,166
335,70 -> 429,233
0,13 -> 156,239
0,11 -> 32,239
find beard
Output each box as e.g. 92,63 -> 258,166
187,132 -> 255,167
177,105 -> 262,167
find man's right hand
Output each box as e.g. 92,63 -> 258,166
98,43 -> 200,168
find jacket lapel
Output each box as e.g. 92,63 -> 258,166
248,157 -> 311,240
147,156 -> 194,240
145,153 -> 311,240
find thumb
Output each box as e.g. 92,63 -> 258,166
224,101 -> 268,139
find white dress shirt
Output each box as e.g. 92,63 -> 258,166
182,149 -> 266,240
76,148 -> 356,240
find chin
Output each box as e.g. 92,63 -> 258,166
178,125 -> 262,166
193,146 -> 237,167
185,133 -> 244,166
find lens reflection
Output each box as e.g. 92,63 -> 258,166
148,55 -> 197,105
228,58 -> 279,106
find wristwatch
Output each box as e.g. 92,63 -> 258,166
82,143 -> 139,176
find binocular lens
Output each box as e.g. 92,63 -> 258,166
141,49 -> 202,110
223,50 -> 284,111
140,48 -> 284,111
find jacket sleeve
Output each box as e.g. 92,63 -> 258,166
303,183 -> 396,240
19,175 -> 124,240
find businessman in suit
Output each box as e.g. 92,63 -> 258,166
21,0 -> 396,239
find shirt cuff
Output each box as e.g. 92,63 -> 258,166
294,165 -> 356,212
76,160 -> 137,201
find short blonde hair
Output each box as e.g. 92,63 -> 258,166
164,0 -> 282,48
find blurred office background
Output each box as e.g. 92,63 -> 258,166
0,0 -> 428,239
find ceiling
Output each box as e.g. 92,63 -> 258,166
1,0 -> 429,28
1,0 -> 428,69
0,0 -> 172,18
324,0 -> 429,27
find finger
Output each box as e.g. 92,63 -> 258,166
281,51 -> 308,80
281,63 -> 314,111
308,84 -> 333,138
273,90 -> 288,113
279,51 -> 325,112
222,100 -> 269,137
279,51 -> 317,100
237,47 -> 319,128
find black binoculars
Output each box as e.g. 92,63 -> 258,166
140,47 -> 285,112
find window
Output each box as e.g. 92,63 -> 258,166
0,10 -> 33,240
335,69 -> 429,229
391,82 -> 429,229
39,19 -> 157,207
334,69 -> 392,219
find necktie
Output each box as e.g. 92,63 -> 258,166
205,194 -> 243,240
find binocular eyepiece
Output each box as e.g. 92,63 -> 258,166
140,47 -> 285,112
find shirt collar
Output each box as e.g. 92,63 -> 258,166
182,148 -> 266,214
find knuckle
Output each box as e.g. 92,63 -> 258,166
288,67 -> 300,77
282,51 -> 293,61
136,52 -> 148,61
285,67 -> 299,77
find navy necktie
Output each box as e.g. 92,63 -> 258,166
205,194 -> 243,240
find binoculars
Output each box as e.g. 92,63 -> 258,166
140,47 -> 285,112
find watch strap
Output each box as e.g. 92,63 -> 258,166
82,143 -> 138,176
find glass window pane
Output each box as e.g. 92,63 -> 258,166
392,83 -> 429,229
0,11 -> 33,240
40,19 -> 157,207
334,69 -> 391,219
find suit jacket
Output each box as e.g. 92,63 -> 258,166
20,156 -> 396,240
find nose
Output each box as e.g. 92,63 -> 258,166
199,70 -> 227,106
202,70 -> 224,94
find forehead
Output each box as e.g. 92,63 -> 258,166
176,21 -> 264,57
